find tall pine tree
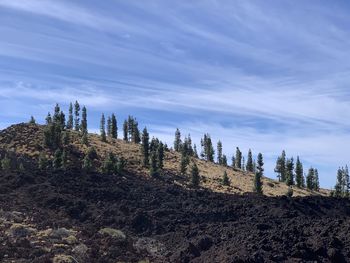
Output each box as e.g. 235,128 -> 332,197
246,149 -> 253,172
254,153 -> 264,194
235,147 -> 242,169
81,106 -> 88,133
295,156 -> 304,188
174,128 -> 181,152
306,168 -> 315,190
67,102 -> 73,129
275,150 -> 286,182
74,101 -> 80,131
141,127 -> 150,167
111,113 -> 117,139
285,158 -> 294,186
217,140 -> 223,164
100,113 -> 107,142
123,120 -> 128,141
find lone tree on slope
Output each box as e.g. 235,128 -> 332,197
253,153 -> 264,194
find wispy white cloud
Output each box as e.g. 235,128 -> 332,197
0,0 -> 350,188
0,0 -> 132,32
0,82 -> 111,107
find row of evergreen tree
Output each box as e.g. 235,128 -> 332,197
274,151 -> 319,191
173,129 -> 264,192
26,102 -> 350,195
333,166 -> 349,197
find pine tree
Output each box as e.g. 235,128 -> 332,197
231,156 -> 235,168
107,116 -> 111,137
285,158 -> 294,186
29,116 -> 36,124
235,147 -> 242,169
280,151 -> 286,181
182,135 -> 193,156
246,149 -> 253,172
61,131 -> 70,146
345,166 -> 350,197
295,156 -> 304,188
193,144 -> 199,158
201,134 -> 214,162
186,135 -> 193,156
222,154 -> 228,166
180,153 -> 190,175
141,127 -> 150,167
67,102 -> 73,129
132,121 -> 141,144
43,104 -> 66,149
157,142 -> 164,170
242,157 -> 246,172
314,169 -> 320,192
127,116 -> 133,141
174,128 -> 181,152
274,150 -> 286,182
81,131 -> 88,145
101,152 -> 115,174
306,168 -> 315,190
190,162 -> 200,187
114,157 -> 125,175
222,170 -> 230,186
217,140 -> 223,164
53,103 -> 66,130
334,168 -> 343,197
53,103 -> 61,124
81,106 -> 88,134
100,113 -> 107,142
111,113 -> 117,139
123,120 -> 128,142
253,153 -> 263,194
82,147 -> 96,173
46,113 -> 52,124
74,101 -> 80,131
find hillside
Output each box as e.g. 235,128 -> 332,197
0,123 -> 349,262
0,123 -> 329,197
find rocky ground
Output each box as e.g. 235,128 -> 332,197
0,166 -> 350,263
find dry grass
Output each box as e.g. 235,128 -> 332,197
0,123 -> 330,197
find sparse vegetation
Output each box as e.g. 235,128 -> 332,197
1,154 -> 11,171
222,170 -> 230,186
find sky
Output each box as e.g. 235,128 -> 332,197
0,0 -> 350,188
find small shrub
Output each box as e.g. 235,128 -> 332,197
286,187 -> 293,197
1,155 -> 11,171
222,171 -> 230,186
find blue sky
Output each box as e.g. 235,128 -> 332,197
1,0 -> 350,188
